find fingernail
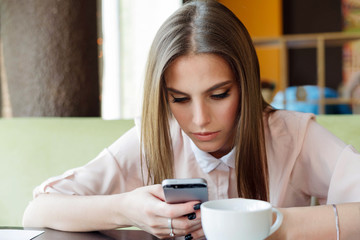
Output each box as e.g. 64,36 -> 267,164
187,212 -> 196,220
193,203 -> 202,210
185,233 -> 193,240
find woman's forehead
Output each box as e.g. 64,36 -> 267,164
165,54 -> 234,85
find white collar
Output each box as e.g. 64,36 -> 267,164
190,140 -> 236,173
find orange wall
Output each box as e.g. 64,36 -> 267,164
219,0 -> 282,90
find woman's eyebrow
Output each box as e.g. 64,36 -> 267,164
206,80 -> 233,92
166,88 -> 187,95
166,80 -> 233,95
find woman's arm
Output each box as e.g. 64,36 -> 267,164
23,185 -> 203,239
23,193 -> 129,231
269,203 -> 360,240
270,116 -> 360,239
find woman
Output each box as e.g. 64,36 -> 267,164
23,1 -> 360,239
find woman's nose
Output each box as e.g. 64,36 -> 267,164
192,101 -> 210,127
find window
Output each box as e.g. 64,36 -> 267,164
101,0 -> 182,119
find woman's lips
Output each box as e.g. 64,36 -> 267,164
192,131 -> 220,141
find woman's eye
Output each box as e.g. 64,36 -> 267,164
211,90 -> 230,99
171,96 -> 189,103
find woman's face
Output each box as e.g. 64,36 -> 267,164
165,53 -> 240,158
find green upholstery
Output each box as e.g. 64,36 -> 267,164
0,115 -> 359,227
0,118 -> 134,227
316,115 -> 360,151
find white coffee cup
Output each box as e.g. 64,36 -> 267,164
201,198 -> 283,240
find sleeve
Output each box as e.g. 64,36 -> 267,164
291,118 -> 360,204
33,126 -> 144,198
327,145 -> 360,204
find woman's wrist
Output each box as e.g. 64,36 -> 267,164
106,192 -> 134,228
269,205 -> 338,240
335,202 -> 360,240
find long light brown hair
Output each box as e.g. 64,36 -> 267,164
141,0 -> 271,201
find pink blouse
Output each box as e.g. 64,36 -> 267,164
34,110 -> 360,207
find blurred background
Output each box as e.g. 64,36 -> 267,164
1,0 -> 360,119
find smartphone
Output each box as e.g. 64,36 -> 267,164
162,178 -> 208,204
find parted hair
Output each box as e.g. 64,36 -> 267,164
141,0 -> 270,201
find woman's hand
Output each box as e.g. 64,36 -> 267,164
119,184 -> 204,239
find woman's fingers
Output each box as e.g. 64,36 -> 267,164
147,208 -> 202,236
154,214 -> 202,239
156,210 -> 202,237
187,226 -> 206,240
170,210 -> 201,230
156,200 -> 201,218
124,185 -> 204,239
